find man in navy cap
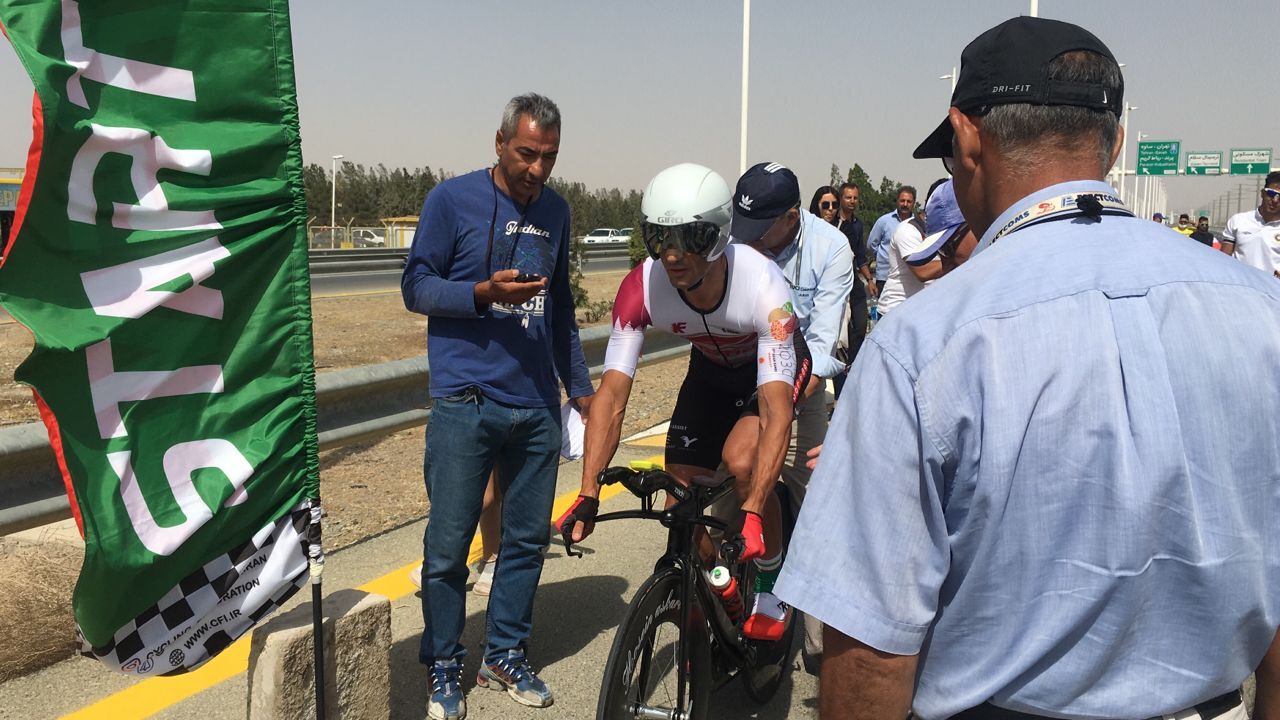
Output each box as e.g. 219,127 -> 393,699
729,161 -> 853,664
778,16 -> 1280,720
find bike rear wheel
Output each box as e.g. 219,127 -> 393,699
597,566 -> 713,720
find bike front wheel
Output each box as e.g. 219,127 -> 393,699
597,566 -> 713,720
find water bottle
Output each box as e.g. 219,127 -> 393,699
708,566 -> 743,622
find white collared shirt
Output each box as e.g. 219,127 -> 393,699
1224,208 -> 1280,274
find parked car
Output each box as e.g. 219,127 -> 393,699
617,227 -> 634,243
582,228 -> 626,245
351,229 -> 385,248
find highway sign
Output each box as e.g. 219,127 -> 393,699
1137,140 -> 1180,175
1230,148 -> 1272,175
1185,151 -> 1222,176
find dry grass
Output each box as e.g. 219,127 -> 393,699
0,537 -> 82,681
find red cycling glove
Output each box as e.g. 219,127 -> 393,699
556,495 -> 599,542
737,511 -> 766,561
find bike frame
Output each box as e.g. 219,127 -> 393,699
591,478 -> 760,700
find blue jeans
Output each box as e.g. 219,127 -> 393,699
418,388 -> 561,666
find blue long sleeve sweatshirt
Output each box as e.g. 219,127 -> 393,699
400,168 -> 593,407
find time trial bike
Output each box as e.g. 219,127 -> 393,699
562,463 -> 797,720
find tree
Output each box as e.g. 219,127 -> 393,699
302,163 -> 330,226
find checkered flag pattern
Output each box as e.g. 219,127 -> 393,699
77,501 -> 316,676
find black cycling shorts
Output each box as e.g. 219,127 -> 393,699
664,333 -> 811,470
665,350 -> 756,470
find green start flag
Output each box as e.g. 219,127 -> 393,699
0,0 -> 320,676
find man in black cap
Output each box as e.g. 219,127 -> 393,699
728,161 -> 853,657
777,15 -> 1280,720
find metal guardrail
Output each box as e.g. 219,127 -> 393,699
0,325 -> 690,535
306,246 -> 629,275
308,248 -> 408,275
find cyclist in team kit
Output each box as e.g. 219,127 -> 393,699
556,162 -> 810,641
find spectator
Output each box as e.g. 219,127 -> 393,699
1189,215 -> 1216,247
401,92 -> 594,720
1221,170 -> 1280,277
1152,211 -> 1165,223
808,185 -> 839,224
866,186 -> 916,292
876,179 -> 948,314
902,179 -> 971,278
733,162 -> 854,673
409,470 -> 501,596
832,181 -> 875,400
778,17 -> 1280,720
1174,213 -> 1196,236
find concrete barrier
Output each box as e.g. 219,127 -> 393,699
247,589 -> 390,720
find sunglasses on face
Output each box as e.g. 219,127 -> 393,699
820,201 -> 838,209
641,221 -> 722,260
1264,188 -> 1280,200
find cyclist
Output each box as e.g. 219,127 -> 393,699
557,162 -> 809,640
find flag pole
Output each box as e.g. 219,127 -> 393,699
308,502 -> 327,719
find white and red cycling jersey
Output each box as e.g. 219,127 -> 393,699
602,244 -> 799,387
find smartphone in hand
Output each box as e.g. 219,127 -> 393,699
513,272 -> 544,283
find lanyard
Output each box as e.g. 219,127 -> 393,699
779,214 -> 806,290
484,168 -> 529,275
989,191 -> 1133,245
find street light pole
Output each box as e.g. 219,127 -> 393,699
739,0 -> 750,176
1119,103 -> 1137,204
331,154 -> 344,247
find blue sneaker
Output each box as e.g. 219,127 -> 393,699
476,650 -> 554,708
428,659 -> 466,720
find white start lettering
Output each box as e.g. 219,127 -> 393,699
63,0 -> 255,559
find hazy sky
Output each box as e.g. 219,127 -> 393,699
0,1 -> 1275,216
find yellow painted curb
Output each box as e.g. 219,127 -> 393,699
625,433 -> 666,448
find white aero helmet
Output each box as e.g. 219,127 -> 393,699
640,163 -> 734,261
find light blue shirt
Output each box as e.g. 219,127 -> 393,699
752,210 -> 854,379
867,210 -> 907,282
777,180 -> 1280,719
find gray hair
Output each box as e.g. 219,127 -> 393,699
500,93 -> 561,140
981,51 -> 1122,176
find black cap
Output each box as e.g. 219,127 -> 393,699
913,16 -> 1123,159
730,162 -> 801,244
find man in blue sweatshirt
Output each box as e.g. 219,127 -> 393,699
401,92 -> 594,720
